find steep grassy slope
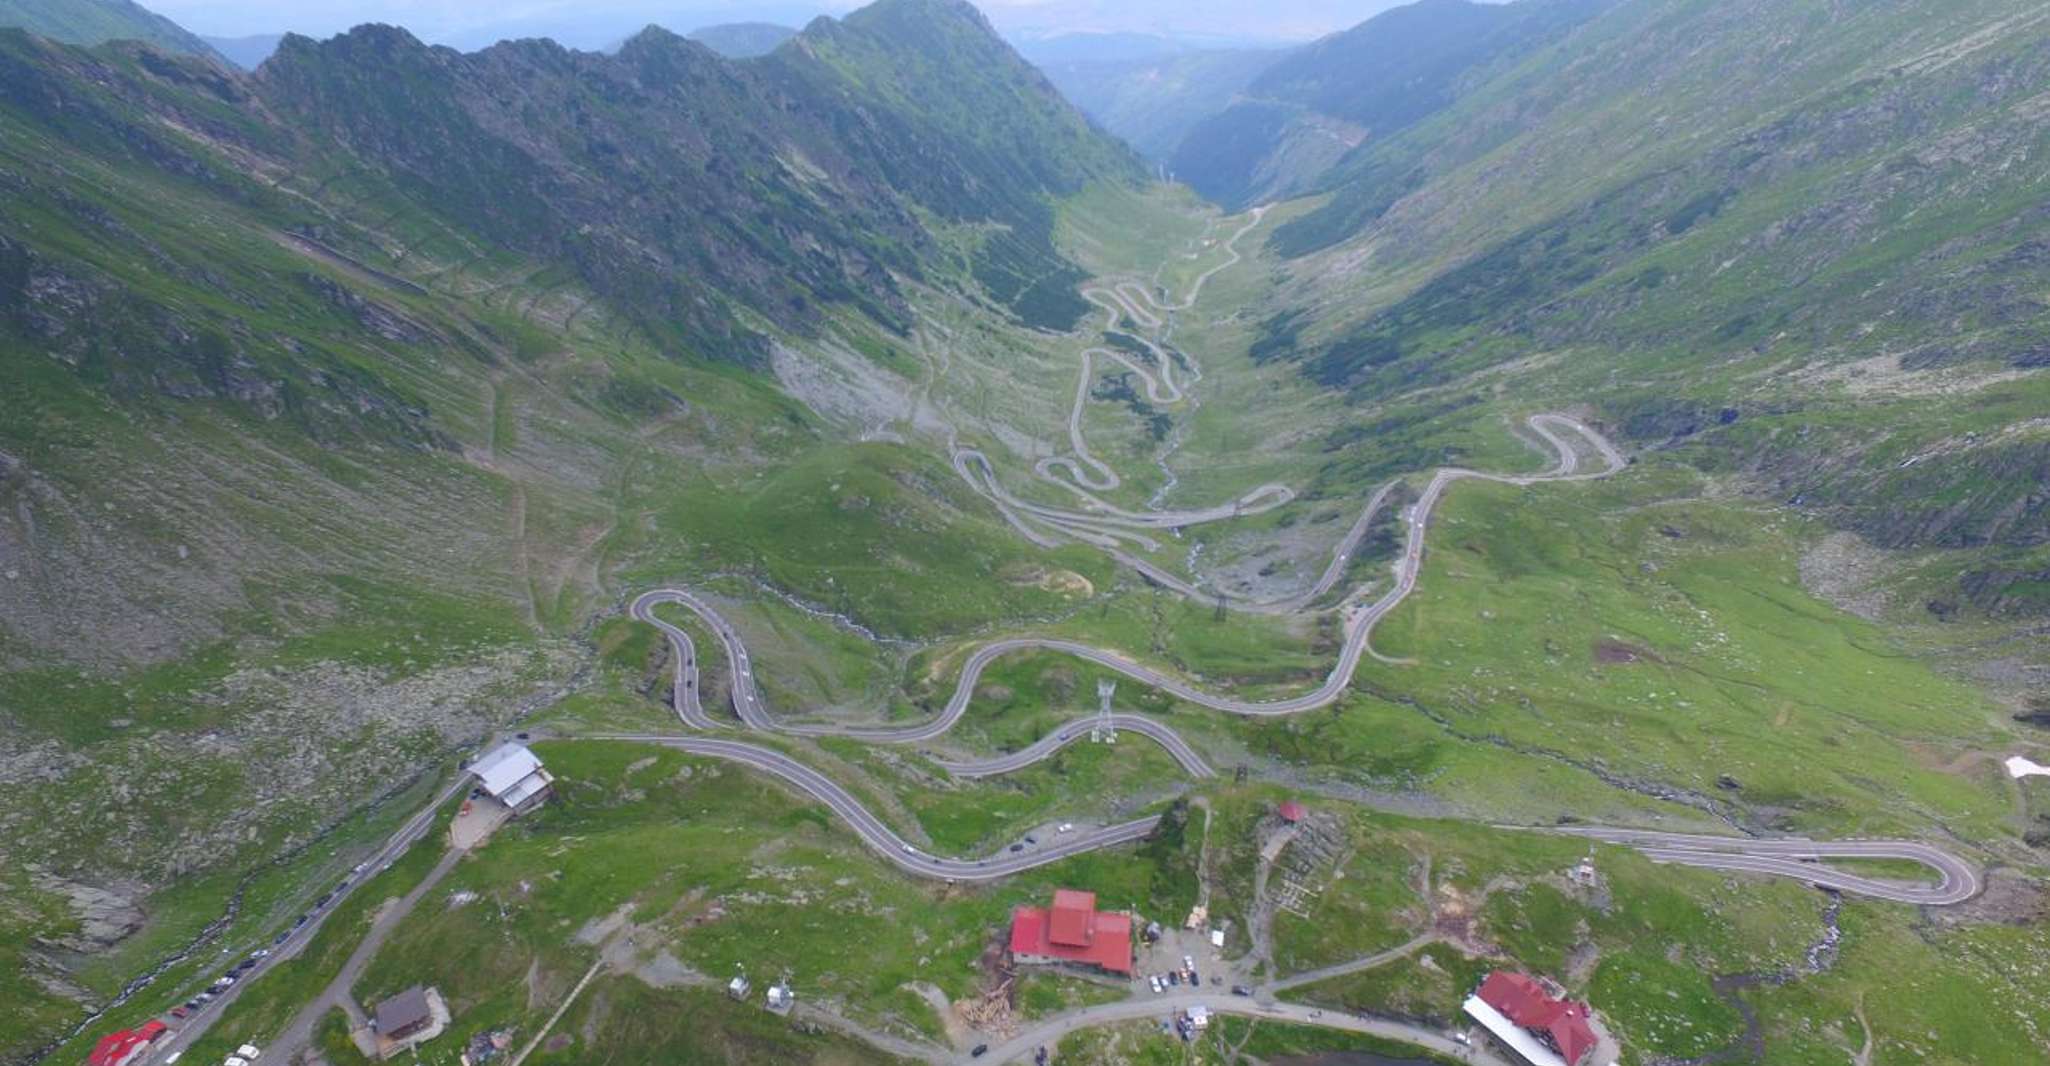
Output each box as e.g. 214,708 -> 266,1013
1244,0 -> 2050,616
1168,0 -> 1613,207
0,0 -> 217,58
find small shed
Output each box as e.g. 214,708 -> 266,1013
1277,800 -> 1307,823
374,986 -> 435,1041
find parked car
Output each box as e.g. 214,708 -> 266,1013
1056,823 -> 1073,833
1149,976 -> 1162,993
250,949 -> 270,959
273,931 -> 290,945
170,1007 -> 189,1019
970,1045 -> 989,1058
1231,985 -> 1252,997
1009,844 -> 1024,853
1182,955 -> 1195,970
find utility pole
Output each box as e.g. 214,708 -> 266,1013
1092,679 -> 1117,744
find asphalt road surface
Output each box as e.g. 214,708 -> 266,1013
591,734 -> 1161,882
933,713 -> 1215,779
974,991 -> 1512,1066
1546,827 -> 1982,905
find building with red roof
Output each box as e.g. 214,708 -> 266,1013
1008,889 -> 1133,975
1466,971 -> 1601,1066
86,1021 -> 168,1066
1276,800 -> 1307,823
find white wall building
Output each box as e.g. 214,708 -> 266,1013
469,742 -> 555,815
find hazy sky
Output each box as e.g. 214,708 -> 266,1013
148,0 -> 1416,47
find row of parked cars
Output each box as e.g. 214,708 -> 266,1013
167,862 -> 368,1023
1147,955 -> 1208,993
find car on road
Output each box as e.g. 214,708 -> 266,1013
901,844 -> 916,854
170,1007 -> 189,1019
1231,985 -> 1252,996
250,949 -> 269,959
273,931 -> 290,945
1009,844 -> 1024,852
970,1044 -> 988,1058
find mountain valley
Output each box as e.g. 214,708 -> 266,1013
1,1 -> 2048,1065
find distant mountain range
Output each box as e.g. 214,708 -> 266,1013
200,30 -> 279,67
687,20 -> 797,57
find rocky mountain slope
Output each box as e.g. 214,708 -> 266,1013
0,0 -> 1140,1055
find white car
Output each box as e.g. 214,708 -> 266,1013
1149,976 -> 1163,993
1057,823 -> 1074,833
1182,955 -> 1194,971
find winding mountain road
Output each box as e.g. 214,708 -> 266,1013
590,734 -> 1161,881
1546,827 -> 1981,905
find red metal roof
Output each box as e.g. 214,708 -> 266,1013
1009,892 -> 1133,975
1277,801 -> 1307,822
86,1027 -> 156,1066
1049,889 -> 1096,947
1478,971 -> 1598,1066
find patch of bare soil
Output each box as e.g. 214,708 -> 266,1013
1928,870 -> 2044,928
1593,639 -> 1663,665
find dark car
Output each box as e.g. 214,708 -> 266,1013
1231,985 -> 1252,997
971,1046 -> 989,1059
315,892 -> 335,908
516,731 -> 531,740
1009,844 -> 1024,852
273,931 -> 291,945
294,915 -> 310,928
